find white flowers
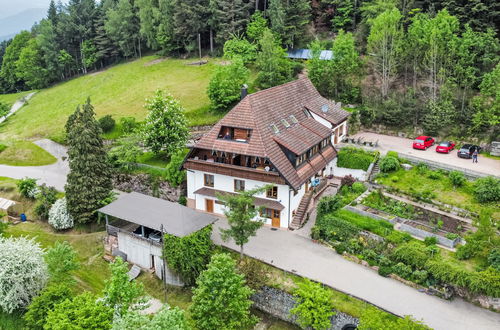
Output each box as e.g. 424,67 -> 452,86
48,198 -> 74,230
0,236 -> 48,313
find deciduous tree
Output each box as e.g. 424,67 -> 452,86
207,58 -> 250,111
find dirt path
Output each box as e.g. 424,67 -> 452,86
0,92 -> 36,124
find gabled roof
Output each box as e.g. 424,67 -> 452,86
191,77 -> 346,190
99,192 -> 218,237
287,49 -> 334,60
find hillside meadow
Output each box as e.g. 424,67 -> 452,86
0,56 -> 223,142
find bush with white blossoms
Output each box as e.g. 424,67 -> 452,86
0,236 -> 48,313
48,198 -> 74,230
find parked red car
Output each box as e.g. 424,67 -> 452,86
435,141 -> 455,154
413,136 -> 435,150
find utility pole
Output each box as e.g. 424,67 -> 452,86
198,33 -> 202,60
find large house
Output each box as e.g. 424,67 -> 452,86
183,77 -> 350,229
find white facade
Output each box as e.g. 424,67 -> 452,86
117,232 -> 184,286
309,111 -> 348,145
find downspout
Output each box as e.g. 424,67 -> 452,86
288,188 -> 292,227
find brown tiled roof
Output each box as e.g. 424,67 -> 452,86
190,77 -> 342,190
194,187 -> 285,210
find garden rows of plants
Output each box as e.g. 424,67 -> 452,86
312,176 -> 500,300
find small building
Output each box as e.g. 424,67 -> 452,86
183,77 -> 350,229
99,192 -> 218,286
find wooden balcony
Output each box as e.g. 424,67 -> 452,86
184,159 -> 286,185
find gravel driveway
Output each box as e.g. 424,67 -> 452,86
351,132 -> 500,177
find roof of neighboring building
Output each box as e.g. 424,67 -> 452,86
0,197 -> 16,211
194,187 -> 285,211
286,49 -> 333,60
98,192 -> 218,237
190,78 -> 349,190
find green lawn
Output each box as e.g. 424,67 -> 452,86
0,56 -> 224,142
0,141 -> 57,166
0,91 -> 33,108
376,168 -> 500,220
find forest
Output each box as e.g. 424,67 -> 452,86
0,0 -> 498,140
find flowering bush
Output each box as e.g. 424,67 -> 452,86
48,198 -> 74,230
0,236 -> 48,313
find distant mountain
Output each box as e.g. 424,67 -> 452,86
0,8 -> 47,41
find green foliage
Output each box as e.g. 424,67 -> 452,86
316,195 -> 344,219
256,29 -> 293,89
1,31 -> 32,91
164,150 -> 187,187
379,156 -> 400,173
23,284 -> 73,330
334,209 -> 394,238
34,184 -> 58,220
103,257 -> 145,317
362,190 -> 415,219
65,99 -> 113,224
44,292 -> 113,330
315,214 -> 360,243
358,307 -> 431,330
207,58 -> 250,111
351,182 -> 367,194
449,171 -> 465,187
473,176 -> 500,203
337,147 -> 375,171
0,102 -> 9,118
45,241 -> 79,284
119,117 -> 139,134
391,242 -> 430,269
424,237 -> 438,246
163,225 -> 213,286
112,306 -> 188,330
17,177 -> 38,199
236,257 -> 269,290
246,11 -> 268,42
386,151 -> 398,159
290,279 -> 335,330
99,115 -> 116,133
190,253 -> 257,330
108,134 -> 144,171
218,186 -> 267,258
378,266 -> 392,277
488,248 -> 500,271
142,90 -> 189,156
392,262 -> 412,279
223,36 -> 257,64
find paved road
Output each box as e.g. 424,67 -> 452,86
0,139 -> 68,190
351,132 -> 500,177
0,92 -> 36,124
212,219 -> 500,330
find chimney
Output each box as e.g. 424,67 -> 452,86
241,84 -> 248,100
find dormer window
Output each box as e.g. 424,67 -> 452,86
289,115 -> 298,124
218,126 -> 251,142
270,124 -> 279,134
303,109 -> 311,118
281,119 -> 290,128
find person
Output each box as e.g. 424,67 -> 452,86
472,149 -> 478,163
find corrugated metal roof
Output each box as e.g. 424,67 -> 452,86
286,49 -> 333,60
0,197 -> 15,211
98,192 -> 218,237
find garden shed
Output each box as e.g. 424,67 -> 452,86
99,192 -> 218,286
0,197 -> 16,213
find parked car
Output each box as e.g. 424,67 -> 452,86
413,136 -> 435,150
457,144 -> 481,159
435,141 -> 455,154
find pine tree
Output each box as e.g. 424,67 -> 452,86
48,0 -> 59,25
209,0 -> 252,46
65,98 -> 113,224
283,0 -> 311,48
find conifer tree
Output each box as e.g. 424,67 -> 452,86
65,98 -> 113,224
209,0 -> 253,46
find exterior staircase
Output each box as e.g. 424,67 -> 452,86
369,158 -> 380,182
289,190 -> 313,230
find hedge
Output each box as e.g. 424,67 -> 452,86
337,147 -> 376,171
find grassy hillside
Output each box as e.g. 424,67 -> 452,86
0,56 -> 222,141
0,90 -> 32,107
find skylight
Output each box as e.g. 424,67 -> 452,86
270,124 -> 279,134
289,114 -> 298,124
281,119 -> 290,128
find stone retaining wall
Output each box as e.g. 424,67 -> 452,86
344,205 -> 396,224
252,286 -> 359,330
397,223 -> 459,248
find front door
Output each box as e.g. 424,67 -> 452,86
205,199 -> 214,213
271,209 -> 280,228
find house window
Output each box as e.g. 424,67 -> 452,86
215,200 -> 226,205
289,114 -> 298,124
303,109 -> 311,118
234,179 -> 245,192
270,124 -> 279,134
281,119 -> 290,128
204,174 -> 214,187
260,208 -> 272,218
266,186 -> 278,199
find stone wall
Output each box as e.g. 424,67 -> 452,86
113,173 -> 184,202
397,223 -> 458,248
344,205 -> 396,224
251,286 -> 359,330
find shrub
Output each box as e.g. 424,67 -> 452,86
0,143 -> 6,153
449,170 -> 465,187
23,284 -> 73,329
119,116 -> 139,134
415,163 -> 428,174
112,306 -> 188,329
45,241 -> 79,283
237,258 -> 268,290
98,114 -> 115,133
0,101 -> 9,118
412,270 -> 428,284
393,262 -> 413,279
335,209 -> 393,238
391,242 -> 430,269
48,198 -> 74,230
379,156 -> 400,173
427,171 -> 442,180
445,233 -> 459,240
223,36 -> 257,63
17,177 -> 38,199
163,225 -> 213,285
386,151 -> 398,159
341,174 -> 356,187
334,242 -> 348,254
178,195 -> 187,206
290,279 -> 335,330
337,147 -> 375,171
315,214 -> 360,242
391,176 -> 399,182
351,182 -> 366,194
424,237 -> 438,246
316,195 -> 343,218
164,150 -> 187,187
386,230 -> 411,244
34,184 -> 58,220
0,237 -> 48,313
378,266 -> 392,277
488,248 -> 500,271
473,176 -> 500,203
